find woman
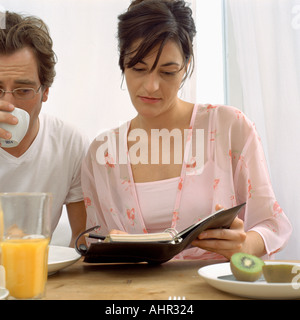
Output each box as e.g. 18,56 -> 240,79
81,0 -> 291,260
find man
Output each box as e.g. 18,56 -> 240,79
0,11 -> 88,247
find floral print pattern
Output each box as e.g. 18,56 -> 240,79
273,201 -> 283,217
104,151 -> 115,169
84,196 -> 92,209
81,104 -> 292,260
127,208 -> 135,227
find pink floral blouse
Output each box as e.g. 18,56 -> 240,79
81,104 -> 292,260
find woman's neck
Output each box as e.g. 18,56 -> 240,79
131,99 -> 194,133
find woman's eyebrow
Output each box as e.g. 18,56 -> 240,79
161,62 -> 181,67
135,61 -> 181,67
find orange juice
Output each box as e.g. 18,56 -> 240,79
0,237 -> 49,299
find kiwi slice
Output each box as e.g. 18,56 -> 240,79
263,264 -> 296,283
230,252 -> 265,282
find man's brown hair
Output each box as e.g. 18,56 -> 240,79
0,11 -> 57,87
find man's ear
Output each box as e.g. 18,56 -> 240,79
41,86 -> 49,102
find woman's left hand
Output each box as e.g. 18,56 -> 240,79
191,205 -> 247,260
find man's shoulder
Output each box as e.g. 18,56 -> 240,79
40,113 -> 88,138
40,112 -> 75,130
39,113 -> 90,151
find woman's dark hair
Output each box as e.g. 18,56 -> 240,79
118,0 -> 196,82
0,11 -> 57,87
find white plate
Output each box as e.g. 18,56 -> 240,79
0,287 -> 9,300
48,245 -> 81,275
198,262 -> 300,299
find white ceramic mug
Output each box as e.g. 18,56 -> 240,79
0,108 -> 30,148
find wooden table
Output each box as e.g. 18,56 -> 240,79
45,258 -> 245,300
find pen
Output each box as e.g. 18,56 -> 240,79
84,233 -> 106,240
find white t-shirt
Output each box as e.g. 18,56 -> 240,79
0,113 -> 89,233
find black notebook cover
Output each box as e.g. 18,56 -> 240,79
75,203 -> 246,264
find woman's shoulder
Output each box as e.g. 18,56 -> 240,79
86,122 -> 128,162
89,123 -> 125,144
196,103 -> 245,116
196,103 -> 254,129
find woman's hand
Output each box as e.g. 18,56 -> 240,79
191,215 -> 247,260
192,204 -> 266,260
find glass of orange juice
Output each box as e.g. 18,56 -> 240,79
0,193 -> 52,299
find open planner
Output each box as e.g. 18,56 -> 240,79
75,203 -> 246,264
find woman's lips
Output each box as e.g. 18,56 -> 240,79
139,96 -> 162,104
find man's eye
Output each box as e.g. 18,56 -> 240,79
15,89 -> 32,96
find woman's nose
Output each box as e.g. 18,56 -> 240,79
143,72 -> 160,93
